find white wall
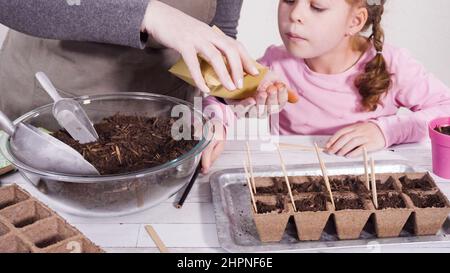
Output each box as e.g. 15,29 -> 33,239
1,0 -> 449,85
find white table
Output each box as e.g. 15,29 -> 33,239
2,135 -> 450,253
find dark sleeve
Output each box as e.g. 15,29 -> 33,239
0,0 -> 149,49
210,0 -> 243,39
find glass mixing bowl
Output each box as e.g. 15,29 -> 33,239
0,93 -> 212,217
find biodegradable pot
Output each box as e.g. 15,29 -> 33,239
373,192 -> 413,238
429,117 -> 450,179
292,194 -> 332,241
0,185 -> 102,253
252,195 -> 292,243
333,193 -> 373,240
407,190 -> 450,235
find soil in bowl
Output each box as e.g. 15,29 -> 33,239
52,114 -> 199,175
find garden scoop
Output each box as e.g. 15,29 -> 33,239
35,72 -> 99,144
0,110 -> 99,175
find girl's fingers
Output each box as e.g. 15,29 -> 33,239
246,105 -> 259,118
201,141 -> 215,174
210,141 -> 225,165
266,85 -> 279,115
225,97 -> 256,118
346,146 -> 365,158
336,136 -> 367,157
277,86 -> 288,109
327,132 -> 358,155
326,126 -> 357,150
181,48 -> 210,93
198,44 -> 236,91
255,91 -> 268,118
202,141 -> 225,174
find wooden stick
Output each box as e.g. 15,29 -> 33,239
245,142 -> 256,193
363,146 -> 370,190
276,145 -> 297,212
278,143 -> 325,152
313,143 -> 335,209
0,165 -> 15,176
370,158 -> 378,209
144,225 -> 169,253
243,160 -> 258,213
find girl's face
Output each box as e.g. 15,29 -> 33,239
278,0 -> 357,59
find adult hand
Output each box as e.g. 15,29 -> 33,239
141,0 -> 259,94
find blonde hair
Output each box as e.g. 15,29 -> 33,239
348,0 -> 391,111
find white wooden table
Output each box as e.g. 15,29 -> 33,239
2,135 -> 450,253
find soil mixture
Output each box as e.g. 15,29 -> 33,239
52,114 -> 199,175
376,177 -> 396,191
330,176 -> 369,196
435,125 -> 450,136
399,175 -> 434,191
334,196 -> 365,211
294,194 -> 327,212
291,177 -> 326,193
377,192 -> 406,209
256,194 -> 285,214
256,177 -> 288,194
408,192 -> 446,208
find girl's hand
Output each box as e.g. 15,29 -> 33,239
141,0 -> 259,94
201,122 -> 226,174
325,122 -> 386,158
225,71 -> 293,118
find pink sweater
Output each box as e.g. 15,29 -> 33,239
203,43 -> 450,148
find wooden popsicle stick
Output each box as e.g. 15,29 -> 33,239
363,146 -> 370,190
144,225 -> 169,253
276,145 -> 297,212
245,142 -> 257,193
243,160 -> 258,213
278,143 -> 325,152
370,158 -> 378,209
0,165 -> 14,176
313,143 -> 335,209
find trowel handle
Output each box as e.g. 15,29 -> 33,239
35,72 -> 63,102
0,111 -> 15,136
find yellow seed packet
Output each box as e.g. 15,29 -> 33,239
169,26 -> 268,100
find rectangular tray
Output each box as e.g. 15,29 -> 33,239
210,160 -> 450,252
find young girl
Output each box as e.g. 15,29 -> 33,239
201,0 -> 450,173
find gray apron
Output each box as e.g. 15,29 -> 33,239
0,0 -> 217,119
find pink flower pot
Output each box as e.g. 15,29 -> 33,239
429,117 -> 450,179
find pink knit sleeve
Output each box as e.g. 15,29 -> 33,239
370,48 -> 450,147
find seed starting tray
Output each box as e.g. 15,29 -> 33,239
210,160 -> 450,252
0,184 -> 103,253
